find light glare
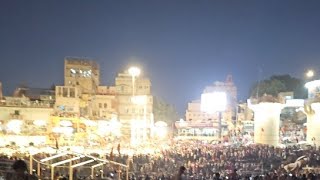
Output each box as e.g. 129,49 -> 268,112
131,95 -> 148,105
306,70 -> 315,78
128,66 -> 141,77
201,92 -> 227,113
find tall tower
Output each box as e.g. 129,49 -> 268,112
64,57 -> 100,94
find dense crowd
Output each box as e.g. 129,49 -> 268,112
2,139 -> 320,179
123,140 -> 320,179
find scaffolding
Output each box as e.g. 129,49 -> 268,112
30,150 -> 129,180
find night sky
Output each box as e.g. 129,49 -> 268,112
1,1 -> 320,115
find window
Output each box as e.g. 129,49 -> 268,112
14,110 -> 20,115
104,103 -> 107,108
63,88 -> 68,97
99,103 -> 102,108
58,87 -> 62,97
70,88 -> 75,98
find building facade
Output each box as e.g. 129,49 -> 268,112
64,57 -> 100,94
177,75 -> 237,139
0,89 -> 54,146
114,70 -> 154,142
0,58 -> 154,146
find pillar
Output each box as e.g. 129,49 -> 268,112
250,102 -> 284,146
307,103 -> 320,146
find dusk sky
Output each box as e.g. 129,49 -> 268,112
1,1 -> 320,115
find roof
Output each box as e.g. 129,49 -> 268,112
14,87 -> 54,100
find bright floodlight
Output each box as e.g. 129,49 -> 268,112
306,70 -> 315,78
7,119 -> 23,134
61,127 -> 73,136
33,119 -> 46,126
59,120 -> 72,127
97,120 -> 109,136
201,92 -> 227,114
128,66 -> 141,77
52,126 -> 62,133
83,119 -> 97,127
131,95 -> 148,105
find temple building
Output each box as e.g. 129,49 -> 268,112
176,75 -> 237,140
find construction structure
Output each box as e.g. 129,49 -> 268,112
28,150 -> 129,180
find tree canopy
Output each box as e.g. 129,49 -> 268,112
250,74 -> 307,99
153,97 -> 179,126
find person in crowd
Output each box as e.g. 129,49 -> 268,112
229,169 -> 239,180
6,159 -> 38,180
214,172 -> 222,180
174,166 -> 187,180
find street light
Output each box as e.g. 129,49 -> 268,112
128,66 -> 141,145
201,92 -> 227,140
128,66 -> 141,96
306,70 -> 315,79
131,95 -> 148,140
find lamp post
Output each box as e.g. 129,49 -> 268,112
201,92 -> 227,141
131,95 -> 148,141
128,67 -> 141,97
128,67 -> 141,145
306,70 -> 315,79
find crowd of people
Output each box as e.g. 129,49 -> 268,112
122,140 -> 320,179
2,139 -> 320,179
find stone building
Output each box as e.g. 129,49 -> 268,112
0,58 -> 155,146
114,70 -> 153,141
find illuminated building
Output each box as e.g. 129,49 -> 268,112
114,70 -> 154,141
0,87 -> 54,146
64,57 -> 100,94
202,75 -> 237,124
53,58 -> 119,145
0,58 -> 155,146
90,87 -> 117,119
177,75 -> 237,140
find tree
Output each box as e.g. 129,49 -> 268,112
250,79 -> 286,98
270,75 -> 307,99
250,74 -> 308,123
153,97 -> 179,126
250,74 -> 307,98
